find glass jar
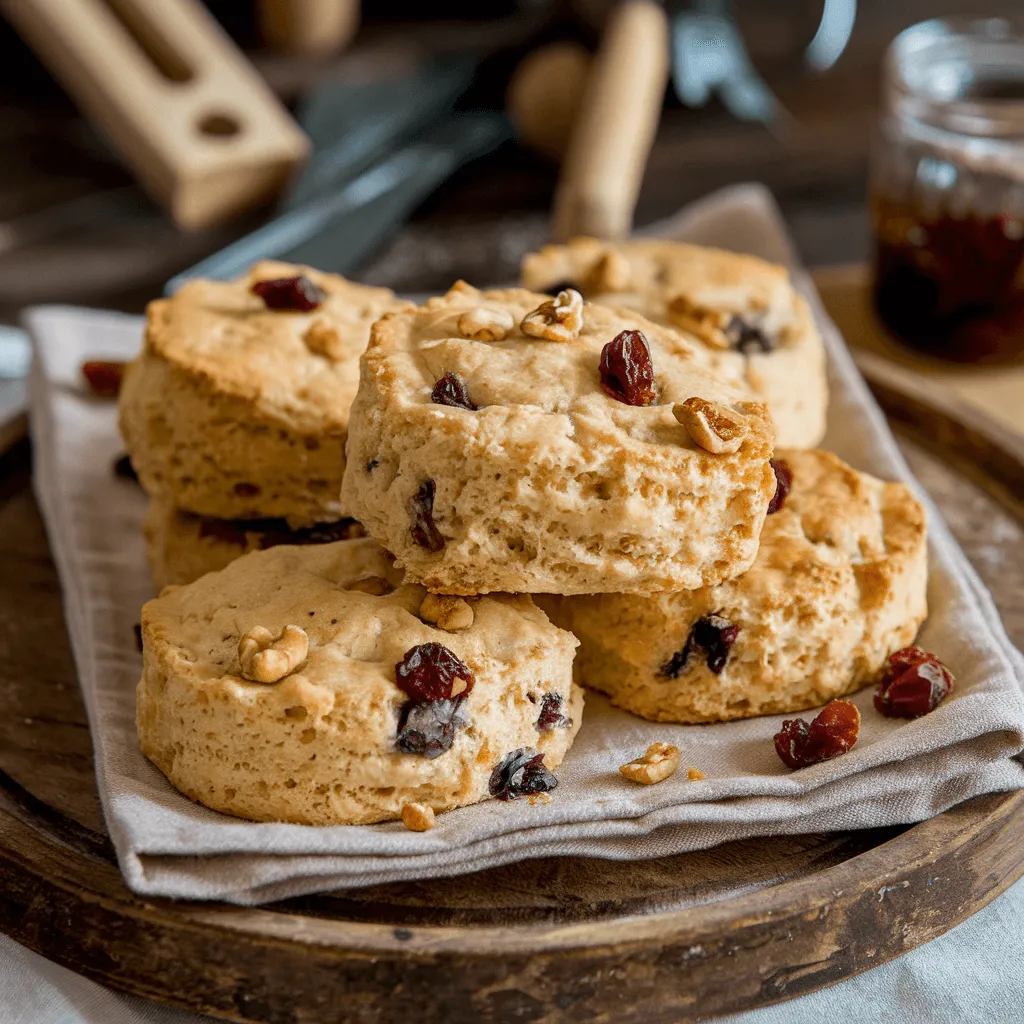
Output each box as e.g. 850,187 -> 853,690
871,18 -> 1024,363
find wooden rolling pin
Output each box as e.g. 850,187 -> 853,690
0,0 -> 310,230
258,0 -> 360,57
551,0 -> 669,241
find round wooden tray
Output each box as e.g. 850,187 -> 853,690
1,363 -> 1024,1023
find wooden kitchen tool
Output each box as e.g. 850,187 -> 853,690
258,0 -> 360,57
0,0 -> 310,230
551,0 -> 669,241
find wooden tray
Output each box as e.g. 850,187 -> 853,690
2,280 -> 1024,1023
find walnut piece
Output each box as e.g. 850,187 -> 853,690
401,802 -> 436,831
419,593 -> 474,631
521,288 -> 584,342
238,624 -> 308,683
688,767 -> 706,781
347,575 -> 392,596
666,295 -> 733,350
302,319 -> 345,360
458,306 -> 515,341
673,397 -> 749,455
586,250 -> 631,292
619,742 -> 681,785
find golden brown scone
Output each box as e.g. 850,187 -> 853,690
119,261 -> 411,525
137,539 -> 582,825
340,281 -> 776,596
537,449 -> 927,723
520,238 -> 828,448
142,496 -> 365,589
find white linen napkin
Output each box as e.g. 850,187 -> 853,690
26,185 -> 1024,905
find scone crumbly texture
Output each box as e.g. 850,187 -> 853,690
136,538 -> 582,826
537,449 -> 928,723
520,238 -> 828,449
340,282 -> 776,596
142,495 -> 365,589
119,260 -> 411,525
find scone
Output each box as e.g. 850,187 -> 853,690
143,495 -> 365,588
119,260 -> 411,525
520,238 -> 828,449
537,449 -> 927,723
340,281 -> 777,596
137,538 -> 583,826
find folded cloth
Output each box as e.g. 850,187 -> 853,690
26,185 -> 1024,905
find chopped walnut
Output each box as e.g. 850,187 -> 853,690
401,802 -> 436,831
458,306 -> 515,341
238,624 -> 309,683
521,288 -> 584,342
347,575 -> 392,596
302,319 -> 345,360
688,768 -> 706,781
419,593 -> 474,631
619,742 -> 681,785
586,250 -> 631,292
673,397 -> 749,455
666,295 -> 733,350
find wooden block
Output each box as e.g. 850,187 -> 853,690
258,0 -> 360,57
0,0 -> 310,230
551,0 -> 669,241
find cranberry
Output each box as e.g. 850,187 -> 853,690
113,454 -> 138,482
774,699 -> 861,769
409,479 -> 445,552
395,642 -> 474,703
251,275 -> 324,312
431,371 -> 477,410
875,646 -> 954,718
599,330 -> 656,406
82,360 -> 126,398
726,316 -> 774,354
396,697 -> 467,759
659,614 -> 740,678
767,458 -> 792,515
488,748 -> 558,801
537,693 -> 572,731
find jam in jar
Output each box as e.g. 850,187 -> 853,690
871,18 -> 1024,364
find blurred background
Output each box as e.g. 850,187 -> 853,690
0,0 -> 1019,322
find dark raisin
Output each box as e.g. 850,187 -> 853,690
767,458 -> 792,515
395,642 -> 475,703
82,360 -> 126,398
396,697 -> 467,759
488,747 -> 558,801
198,516 -> 248,546
409,479 -> 445,551
774,699 -> 861,769
132,622 -> 143,652
234,482 -> 261,498
261,517 -> 363,548
659,614 -> 740,678
113,454 -> 138,482
599,330 -> 656,406
431,371 -> 477,410
725,316 -> 774,354
546,280 -> 579,297
875,646 -> 954,718
537,693 -> 572,731
251,275 -> 324,312
366,459 -> 379,472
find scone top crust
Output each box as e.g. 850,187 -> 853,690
342,282 -> 776,595
520,238 -> 809,350
145,260 -> 411,433
360,281 -> 772,455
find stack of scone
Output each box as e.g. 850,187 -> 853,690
123,239 -> 929,831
